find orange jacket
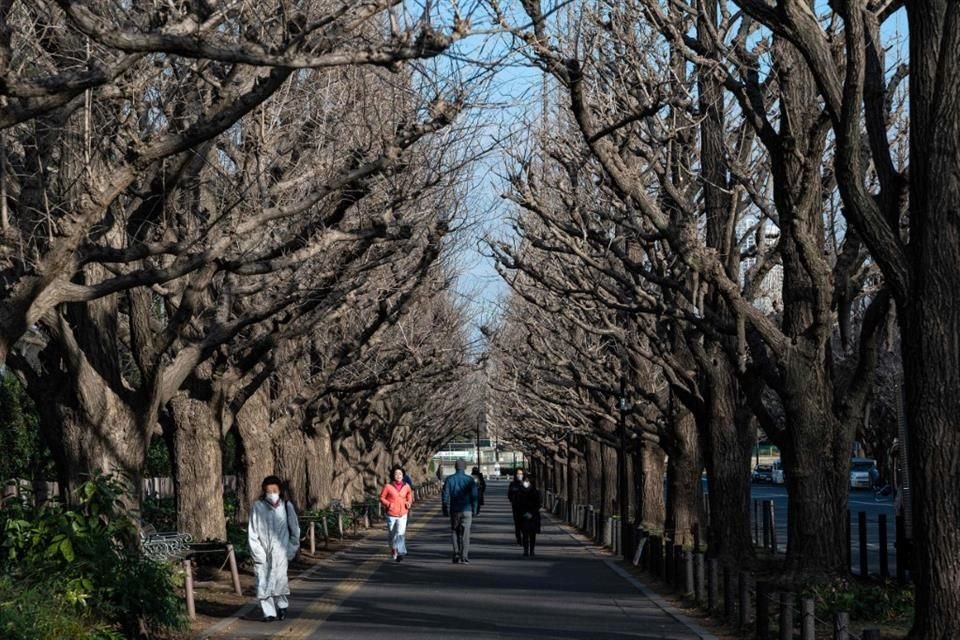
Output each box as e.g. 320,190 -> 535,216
379,482 -> 413,517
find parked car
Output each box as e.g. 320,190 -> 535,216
849,457 -> 877,489
752,464 -> 773,483
771,459 -> 785,485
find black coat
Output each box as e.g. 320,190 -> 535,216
514,486 -> 541,534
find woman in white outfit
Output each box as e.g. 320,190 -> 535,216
248,475 -> 300,622
379,465 -> 414,562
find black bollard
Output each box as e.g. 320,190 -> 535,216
896,515 -> 906,584
859,511 -> 869,577
879,513 -> 889,579
754,499 -> 760,546
738,572 -> 751,627
762,500 -> 771,549
723,566 -> 735,620
693,552 -> 704,603
768,501 -> 778,553
707,557 -> 719,611
846,510 -> 852,571
756,582 -> 770,640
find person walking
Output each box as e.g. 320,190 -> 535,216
436,462 -> 444,481
379,465 -> 414,562
514,477 -> 541,557
507,469 -> 526,545
442,459 -> 479,564
248,476 -> 300,622
471,466 -> 486,514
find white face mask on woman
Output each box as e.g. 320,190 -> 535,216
265,492 -> 280,504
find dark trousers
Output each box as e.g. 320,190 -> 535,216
450,511 -> 473,560
522,530 -> 537,555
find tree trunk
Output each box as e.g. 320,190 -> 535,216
234,387 -> 274,522
274,425 -> 308,510
635,443 -> 666,530
777,355 -> 850,575
665,408 -> 702,546
701,359 -> 755,562
900,3 -> 960,635
169,389 -> 227,541
586,437 -> 603,510
601,443 -> 617,521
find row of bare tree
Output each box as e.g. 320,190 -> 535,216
486,1 -> 958,636
1,1 -> 484,540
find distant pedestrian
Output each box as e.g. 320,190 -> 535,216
436,463 -> 444,481
442,459 -> 479,564
514,477 -> 541,557
380,465 -> 414,562
507,469 -> 526,545
248,476 -> 300,622
868,465 -> 880,490
471,466 -> 486,514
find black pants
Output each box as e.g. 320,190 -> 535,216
522,530 -> 537,555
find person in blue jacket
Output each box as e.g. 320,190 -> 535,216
441,459 -> 479,564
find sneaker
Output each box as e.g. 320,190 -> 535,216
452,555 -> 461,564
263,616 -> 277,623
461,558 -> 470,564
396,554 -> 403,562
277,608 -> 287,621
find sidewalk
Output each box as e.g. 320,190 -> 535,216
198,482 -> 713,639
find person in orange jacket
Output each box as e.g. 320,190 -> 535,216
379,465 -> 414,562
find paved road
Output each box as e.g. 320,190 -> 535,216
204,481 -> 712,640
750,484 -> 899,576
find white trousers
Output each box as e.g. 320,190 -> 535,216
260,594 -> 288,618
387,514 -> 408,556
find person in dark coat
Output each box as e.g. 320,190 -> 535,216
507,469 -> 526,545
514,477 -> 541,557
471,466 -> 486,514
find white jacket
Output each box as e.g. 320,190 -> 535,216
248,498 -> 300,599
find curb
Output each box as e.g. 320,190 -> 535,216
549,515 -> 719,640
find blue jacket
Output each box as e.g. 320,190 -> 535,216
442,470 -> 479,514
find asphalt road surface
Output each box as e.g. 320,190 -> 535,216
749,483 -> 899,576
203,481 -> 714,640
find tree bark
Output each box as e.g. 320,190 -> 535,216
901,3 -> 960,634
664,408 -> 702,545
701,359 -> 755,562
274,425 -> 308,510
635,443 -> 666,530
169,386 -> 227,541
234,386 -> 274,521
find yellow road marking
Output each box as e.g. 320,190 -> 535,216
276,512 -> 435,639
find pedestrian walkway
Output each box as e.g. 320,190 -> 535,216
201,482 -> 712,639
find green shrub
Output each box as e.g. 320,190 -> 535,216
0,577 -> 123,640
0,474 -> 187,638
811,578 -> 914,624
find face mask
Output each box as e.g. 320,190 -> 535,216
266,492 -> 280,504
523,481 -> 530,489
